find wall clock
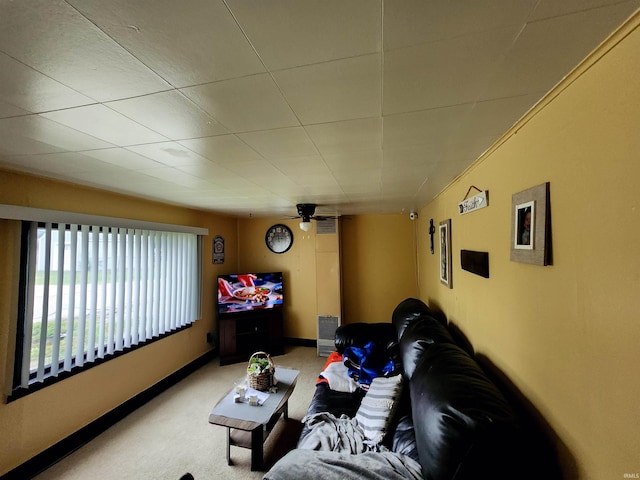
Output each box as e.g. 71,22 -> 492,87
265,224 -> 293,254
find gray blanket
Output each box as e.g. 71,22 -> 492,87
263,449 -> 423,480
297,412 -> 375,453
264,412 -> 424,480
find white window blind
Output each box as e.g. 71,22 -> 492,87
19,222 -> 199,388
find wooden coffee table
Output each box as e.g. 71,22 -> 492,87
208,368 -> 299,471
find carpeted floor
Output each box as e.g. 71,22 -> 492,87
33,346 -> 326,480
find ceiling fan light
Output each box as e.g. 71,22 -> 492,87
299,221 -> 312,232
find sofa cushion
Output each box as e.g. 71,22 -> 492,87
355,374 -> 403,444
392,297 -> 439,340
409,342 -> 521,480
398,311 -> 455,379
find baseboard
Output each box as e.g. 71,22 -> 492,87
284,337 -> 317,348
1,348 -> 217,480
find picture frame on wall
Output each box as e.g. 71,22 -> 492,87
439,219 -> 452,288
510,182 -> 551,265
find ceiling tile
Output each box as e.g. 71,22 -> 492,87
226,0 -> 381,70
213,158 -> 269,178
384,0 -> 537,49
269,155 -> 329,175
106,91 -> 228,140
291,172 -> 342,189
57,167 -> 163,190
0,1 -> 170,101
0,115 -> 114,154
174,162 -> 242,185
0,101 -> 30,119
67,0 -> 266,86
530,0 -> 640,21
136,166 -> 212,188
275,54 -> 382,125
126,142 -> 210,167
80,147 -> 165,170
382,145 -> 440,179
237,127 -> 318,159
455,93 -> 544,140
41,105 -> 168,146
178,135 -> 263,165
4,151 -> 114,176
482,4 -> 639,99
0,52 -> 95,114
323,150 -> 383,173
181,74 -> 299,133
414,159 -> 473,203
335,168 -> 381,194
383,104 -> 473,150
384,27 -> 520,114
305,117 -> 382,154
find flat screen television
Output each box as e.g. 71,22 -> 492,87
217,272 -> 284,315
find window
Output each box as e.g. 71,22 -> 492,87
13,221 -> 201,395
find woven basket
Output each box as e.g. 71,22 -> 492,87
247,351 -> 274,392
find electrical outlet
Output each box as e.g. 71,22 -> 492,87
206,332 -> 213,343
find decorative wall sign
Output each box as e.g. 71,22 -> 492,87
212,235 -> 225,264
458,190 -> 489,215
439,219 -> 452,288
510,182 -> 551,265
460,250 -> 489,278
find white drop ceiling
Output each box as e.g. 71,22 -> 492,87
1,0 -> 638,218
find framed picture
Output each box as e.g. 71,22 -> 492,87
439,219 -> 452,288
510,182 -> 551,265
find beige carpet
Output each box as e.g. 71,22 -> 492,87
34,346 -> 327,480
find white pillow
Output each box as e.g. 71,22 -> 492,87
355,374 -> 403,444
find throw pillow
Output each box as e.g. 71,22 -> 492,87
355,374 -> 403,444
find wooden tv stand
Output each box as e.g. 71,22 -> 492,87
218,309 -> 284,366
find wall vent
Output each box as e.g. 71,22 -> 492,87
317,315 -> 340,357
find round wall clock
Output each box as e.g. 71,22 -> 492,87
265,224 -> 294,254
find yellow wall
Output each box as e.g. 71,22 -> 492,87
0,170 -> 239,475
237,217 -> 317,339
341,215 -> 418,323
236,214 -> 418,339
416,14 -> 640,480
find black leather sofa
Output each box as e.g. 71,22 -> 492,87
266,298 -> 556,480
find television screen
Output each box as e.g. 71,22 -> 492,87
217,272 -> 284,314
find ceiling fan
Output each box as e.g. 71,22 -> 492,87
294,203 -> 338,231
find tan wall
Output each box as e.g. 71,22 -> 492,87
416,15 -> 640,480
236,214 -> 418,339
0,170 -> 238,476
237,217 -> 318,339
341,214 -> 418,324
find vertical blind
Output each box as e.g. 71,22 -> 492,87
20,222 -> 199,388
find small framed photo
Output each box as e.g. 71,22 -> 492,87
439,219 -> 452,288
510,182 -> 551,265
514,200 -> 535,250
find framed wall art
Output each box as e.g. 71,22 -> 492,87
510,182 -> 551,265
439,219 -> 452,288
